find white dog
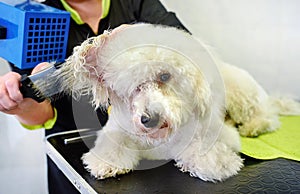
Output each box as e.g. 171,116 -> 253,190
49,24 -> 300,182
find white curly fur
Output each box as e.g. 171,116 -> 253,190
46,24 -> 300,182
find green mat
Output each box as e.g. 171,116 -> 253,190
241,116 -> 300,161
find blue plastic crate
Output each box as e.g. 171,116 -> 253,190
0,1 -> 70,69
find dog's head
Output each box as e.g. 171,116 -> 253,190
102,45 -> 212,140
56,24 -> 224,143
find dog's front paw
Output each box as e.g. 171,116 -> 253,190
175,142 -> 243,182
82,152 -> 131,179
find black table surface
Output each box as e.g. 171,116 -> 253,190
47,130 -> 300,194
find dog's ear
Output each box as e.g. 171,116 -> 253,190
57,35 -> 110,109
192,73 -> 212,117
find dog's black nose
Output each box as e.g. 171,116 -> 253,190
141,113 -> 160,128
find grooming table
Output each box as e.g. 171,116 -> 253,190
46,129 -> 300,194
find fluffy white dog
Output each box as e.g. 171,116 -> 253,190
49,24 -> 300,182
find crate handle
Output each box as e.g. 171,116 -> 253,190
0,25 -> 7,39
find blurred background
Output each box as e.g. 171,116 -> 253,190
161,0 -> 300,98
0,58 -> 47,194
1,0 -> 299,193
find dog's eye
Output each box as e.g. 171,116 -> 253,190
158,72 -> 171,83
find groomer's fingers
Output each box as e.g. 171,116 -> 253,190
112,24 -> 131,34
85,24 -> 131,65
5,73 -> 23,102
85,47 -> 97,64
0,72 -> 23,112
32,62 -> 51,74
84,44 -> 103,80
0,92 -> 19,112
84,26 -> 132,81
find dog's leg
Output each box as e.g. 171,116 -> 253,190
226,91 -> 281,137
239,97 -> 300,136
174,124 -> 243,182
81,127 -> 140,179
221,63 -> 281,137
174,139 -> 243,182
237,109 -> 280,137
226,93 -> 281,137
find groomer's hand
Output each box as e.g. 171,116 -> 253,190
0,62 -> 54,126
0,71 -> 24,114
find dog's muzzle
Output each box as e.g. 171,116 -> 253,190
141,112 -> 160,128
139,111 -> 170,139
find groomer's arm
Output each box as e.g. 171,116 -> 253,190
0,63 -> 54,126
137,0 -> 189,31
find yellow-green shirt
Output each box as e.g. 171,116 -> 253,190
60,0 -> 111,25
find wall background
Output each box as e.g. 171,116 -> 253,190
161,0 -> 300,98
0,0 -> 299,193
0,59 -> 47,194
